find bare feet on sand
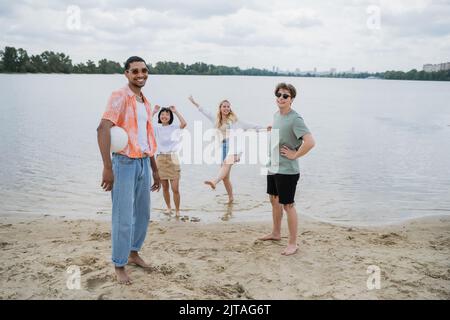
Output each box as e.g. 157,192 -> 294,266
258,233 -> 281,241
204,180 -> 216,190
228,197 -> 234,204
175,210 -> 180,217
128,251 -> 150,268
281,244 -> 299,256
115,267 -> 132,285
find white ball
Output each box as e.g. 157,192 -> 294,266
110,126 -> 128,153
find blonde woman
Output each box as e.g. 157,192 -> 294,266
188,95 -> 267,203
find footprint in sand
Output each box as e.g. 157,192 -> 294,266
83,256 -> 99,265
71,256 -> 99,266
51,239 -> 67,244
0,242 -> 12,249
86,274 -> 114,291
214,265 -> 226,273
379,232 -> 403,240
371,232 -> 406,246
145,263 -> 176,275
89,232 -> 110,241
202,282 -> 251,299
176,249 -> 191,257
176,273 -> 191,280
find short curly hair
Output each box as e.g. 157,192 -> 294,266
275,83 -> 297,99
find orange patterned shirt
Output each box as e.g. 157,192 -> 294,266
102,85 -> 157,158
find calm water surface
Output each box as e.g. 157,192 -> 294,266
0,74 -> 449,225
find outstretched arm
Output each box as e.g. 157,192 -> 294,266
169,106 -> 187,129
188,95 -> 200,108
188,95 -> 215,123
235,119 -> 267,131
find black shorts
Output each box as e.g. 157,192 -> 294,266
267,173 -> 300,205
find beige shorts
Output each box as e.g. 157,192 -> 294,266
156,154 -> 181,180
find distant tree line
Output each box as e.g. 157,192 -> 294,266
0,46 -> 122,74
382,69 -> 450,81
1,46 -> 449,81
149,61 -> 277,76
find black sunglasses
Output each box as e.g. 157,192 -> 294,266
275,92 -> 291,99
127,68 -> 149,75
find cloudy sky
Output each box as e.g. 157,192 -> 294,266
1,0 -> 449,72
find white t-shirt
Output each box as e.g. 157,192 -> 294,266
154,123 -> 183,154
136,101 -> 150,153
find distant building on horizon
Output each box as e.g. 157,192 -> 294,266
423,62 -> 450,72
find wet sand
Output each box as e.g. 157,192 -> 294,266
0,214 -> 449,299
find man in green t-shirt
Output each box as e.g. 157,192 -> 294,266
259,83 -> 316,256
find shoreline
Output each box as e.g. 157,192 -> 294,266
1,210 -> 450,228
2,73 -> 450,82
1,214 -> 449,299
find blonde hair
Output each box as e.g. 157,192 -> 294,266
215,100 -> 238,128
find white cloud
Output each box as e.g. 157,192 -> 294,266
0,0 -> 449,72
277,9 -> 323,28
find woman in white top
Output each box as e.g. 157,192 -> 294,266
188,95 -> 267,203
152,105 -> 187,216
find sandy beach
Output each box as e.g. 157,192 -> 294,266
0,214 -> 449,300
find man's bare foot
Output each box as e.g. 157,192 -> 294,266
175,210 -> 180,217
164,208 -> 172,215
204,180 -> 216,190
281,244 -> 299,256
258,233 -> 281,241
128,251 -> 150,268
115,266 -> 132,285
228,197 -> 234,204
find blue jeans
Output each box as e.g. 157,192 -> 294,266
111,154 -> 151,267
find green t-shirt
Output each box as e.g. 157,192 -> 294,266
267,109 -> 310,174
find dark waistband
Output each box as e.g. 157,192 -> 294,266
112,153 -> 149,159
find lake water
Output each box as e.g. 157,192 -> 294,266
0,74 -> 449,226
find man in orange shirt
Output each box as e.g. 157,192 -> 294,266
97,56 -> 160,284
